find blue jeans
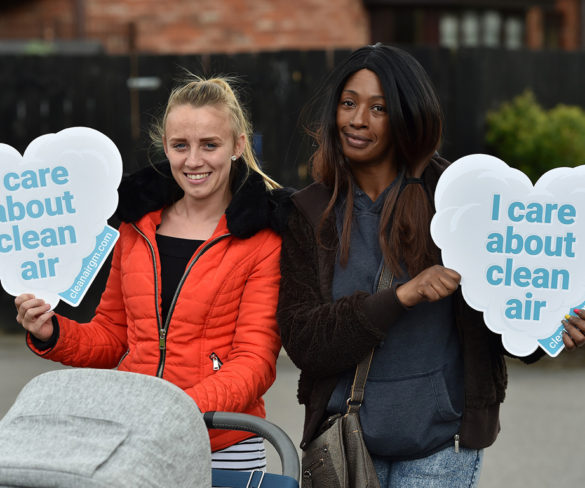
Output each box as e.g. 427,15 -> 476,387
371,446 -> 483,488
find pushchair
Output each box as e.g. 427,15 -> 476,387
0,368 -> 299,487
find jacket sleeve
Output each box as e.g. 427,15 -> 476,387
276,206 -> 408,378
184,232 -> 282,413
27,232 -> 129,368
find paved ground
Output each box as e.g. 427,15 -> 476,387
1,332 -> 584,487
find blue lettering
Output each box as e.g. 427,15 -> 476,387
3,173 -> 19,191
491,194 -> 500,221
505,293 -> 546,320
487,264 -> 503,285
508,202 -> 524,222
558,204 -> 576,224
486,232 -> 503,253
52,166 -> 69,185
505,226 -> 523,254
514,266 -> 531,287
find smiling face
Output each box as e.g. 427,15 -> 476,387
336,69 -> 393,171
163,103 -> 244,208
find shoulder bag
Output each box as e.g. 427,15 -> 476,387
300,350 -> 380,488
300,268 -> 392,488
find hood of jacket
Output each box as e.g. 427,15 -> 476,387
115,161 -> 293,238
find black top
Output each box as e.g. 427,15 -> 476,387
155,234 -> 203,322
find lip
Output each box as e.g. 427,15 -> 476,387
185,172 -> 211,184
342,132 -> 371,149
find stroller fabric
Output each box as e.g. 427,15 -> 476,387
0,368 -> 211,488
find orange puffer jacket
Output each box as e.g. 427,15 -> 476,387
27,164 -> 289,451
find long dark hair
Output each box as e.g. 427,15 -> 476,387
304,43 -> 443,278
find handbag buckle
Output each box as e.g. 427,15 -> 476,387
346,397 -> 362,413
346,397 -> 362,407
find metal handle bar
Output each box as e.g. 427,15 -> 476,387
203,411 -> 300,482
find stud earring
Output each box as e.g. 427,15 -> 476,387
231,155 -> 237,162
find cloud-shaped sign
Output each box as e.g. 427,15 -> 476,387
0,127 -> 122,308
431,154 -> 585,357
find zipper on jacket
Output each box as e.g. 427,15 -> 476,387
156,233 -> 230,377
209,352 -> 223,371
116,349 -> 130,368
132,223 -> 230,379
132,223 -> 164,371
454,434 -> 460,453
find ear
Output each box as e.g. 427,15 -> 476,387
234,133 -> 246,159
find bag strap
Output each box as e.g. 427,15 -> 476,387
346,350 -> 375,414
346,265 -> 393,415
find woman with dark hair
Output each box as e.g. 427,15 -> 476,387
277,44 -> 585,487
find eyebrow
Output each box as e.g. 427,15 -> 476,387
167,135 -> 222,143
341,89 -> 385,100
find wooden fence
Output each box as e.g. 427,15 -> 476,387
1,46 -> 585,329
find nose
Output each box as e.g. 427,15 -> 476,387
185,148 -> 202,167
350,105 -> 367,128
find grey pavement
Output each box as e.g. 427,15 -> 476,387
1,332 -> 584,487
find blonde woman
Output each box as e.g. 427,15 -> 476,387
16,76 -> 287,471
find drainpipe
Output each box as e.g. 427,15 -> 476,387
581,0 -> 585,49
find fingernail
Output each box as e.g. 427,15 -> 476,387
574,309 -> 582,314
565,314 -> 572,320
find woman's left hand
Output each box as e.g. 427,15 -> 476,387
562,309 -> 585,350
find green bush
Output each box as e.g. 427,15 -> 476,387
485,90 -> 585,182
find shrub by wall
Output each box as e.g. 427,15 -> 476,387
485,90 -> 585,182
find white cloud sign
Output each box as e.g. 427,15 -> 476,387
0,127 -> 122,308
431,154 -> 585,357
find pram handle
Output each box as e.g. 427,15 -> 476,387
204,411 -> 300,482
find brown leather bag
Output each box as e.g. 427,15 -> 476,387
300,349 -> 380,488
300,267 -> 391,488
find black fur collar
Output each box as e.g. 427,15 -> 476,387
115,162 -> 293,238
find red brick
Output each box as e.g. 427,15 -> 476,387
0,0 -> 368,53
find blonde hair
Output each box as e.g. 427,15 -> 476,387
151,74 -> 279,190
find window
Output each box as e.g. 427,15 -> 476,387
461,11 -> 480,47
439,9 -> 524,49
504,16 -> 524,49
482,10 -> 502,48
439,14 -> 458,49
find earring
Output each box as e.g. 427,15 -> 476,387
231,155 -> 237,162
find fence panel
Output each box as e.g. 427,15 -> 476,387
1,47 -> 585,330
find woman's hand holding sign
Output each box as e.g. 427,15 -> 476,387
561,309 -> 585,350
15,294 -> 54,342
396,265 -> 461,308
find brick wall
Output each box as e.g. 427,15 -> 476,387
0,0 -> 75,40
525,0 -> 581,50
556,0 -> 580,50
0,0 -> 369,54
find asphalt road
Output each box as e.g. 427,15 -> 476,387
1,332 -> 584,487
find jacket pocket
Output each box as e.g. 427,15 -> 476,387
116,349 -> 130,369
359,367 -> 461,457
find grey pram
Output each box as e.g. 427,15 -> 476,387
0,369 -> 299,488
